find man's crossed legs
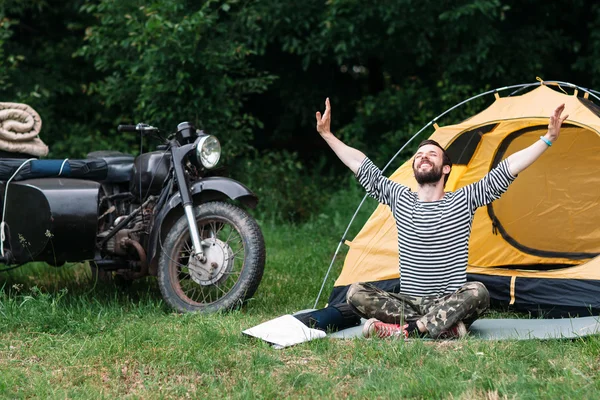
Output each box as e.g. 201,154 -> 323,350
346,281 -> 490,339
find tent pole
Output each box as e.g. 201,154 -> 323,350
312,119 -> 434,309
549,81 -> 600,102
313,80 -> 600,308
312,197 -> 366,309
508,81 -> 600,102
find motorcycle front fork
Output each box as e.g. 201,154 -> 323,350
171,142 -> 208,261
183,204 -> 206,261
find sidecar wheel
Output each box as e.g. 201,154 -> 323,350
158,201 -> 265,313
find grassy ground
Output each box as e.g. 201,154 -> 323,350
1,185 -> 599,399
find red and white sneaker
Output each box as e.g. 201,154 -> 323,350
438,321 -> 468,339
363,318 -> 409,339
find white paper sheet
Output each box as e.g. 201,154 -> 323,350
243,314 -> 326,349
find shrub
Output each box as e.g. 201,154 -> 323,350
232,151 -> 336,223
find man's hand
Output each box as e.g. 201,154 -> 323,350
546,103 -> 569,143
313,97 -> 366,173
506,103 -> 569,176
316,98 -> 332,136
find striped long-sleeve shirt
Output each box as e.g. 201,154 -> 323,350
356,157 -> 517,297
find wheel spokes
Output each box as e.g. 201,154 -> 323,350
168,217 -> 246,306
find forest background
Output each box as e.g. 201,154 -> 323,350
2,0 -> 600,222
3,3 -> 600,396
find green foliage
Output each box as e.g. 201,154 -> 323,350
234,150 -> 335,222
573,3 -> 600,88
0,13 -> 16,88
2,0 -> 600,219
0,0 -> 110,158
77,0 -> 275,161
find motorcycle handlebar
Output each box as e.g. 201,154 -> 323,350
117,125 -> 138,133
118,124 -> 159,135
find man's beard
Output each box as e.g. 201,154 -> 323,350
414,163 -> 444,185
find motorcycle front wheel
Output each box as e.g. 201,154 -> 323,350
158,201 -> 265,313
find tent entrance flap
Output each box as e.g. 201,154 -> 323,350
487,125 -> 600,259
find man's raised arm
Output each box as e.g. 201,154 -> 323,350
506,104 -> 568,176
316,98 -> 366,174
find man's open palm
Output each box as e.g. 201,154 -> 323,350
548,103 -> 568,141
316,98 -> 331,135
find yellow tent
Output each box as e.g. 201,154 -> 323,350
327,83 -> 600,316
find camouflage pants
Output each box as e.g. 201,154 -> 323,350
346,281 -> 489,338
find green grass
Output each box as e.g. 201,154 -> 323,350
1,185 -> 599,399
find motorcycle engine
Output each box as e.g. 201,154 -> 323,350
101,204 -> 153,256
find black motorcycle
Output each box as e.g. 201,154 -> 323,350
0,122 -> 266,313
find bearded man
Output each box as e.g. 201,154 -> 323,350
315,98 -> 568,340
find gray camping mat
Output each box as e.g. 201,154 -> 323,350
328,316 -> 600,340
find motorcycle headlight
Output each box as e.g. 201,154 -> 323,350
195,135 -> 221,169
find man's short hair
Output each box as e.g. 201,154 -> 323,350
413,139 -> 453,185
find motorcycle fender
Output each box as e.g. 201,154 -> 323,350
189,177 -> 258,209
147,177 -> 258,274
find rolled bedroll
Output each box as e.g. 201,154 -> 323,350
0,102 -> 48,157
